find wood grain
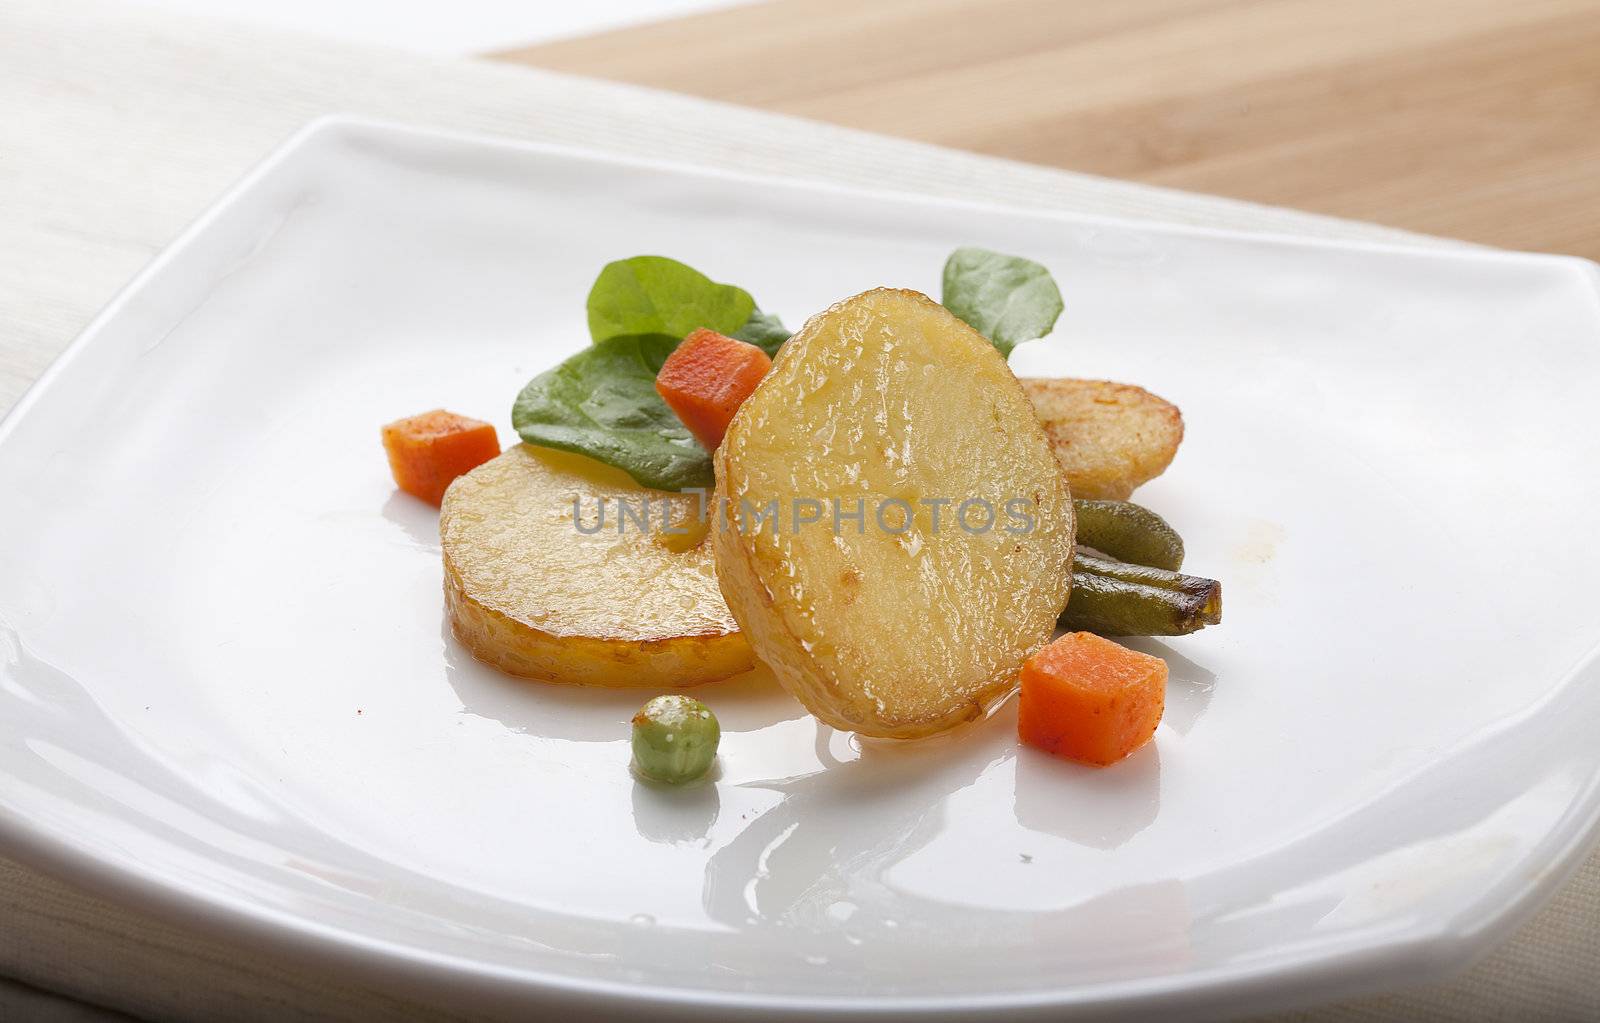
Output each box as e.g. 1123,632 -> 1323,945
498,0 -> 1600,258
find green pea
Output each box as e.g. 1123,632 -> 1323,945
631,695 -> 720,784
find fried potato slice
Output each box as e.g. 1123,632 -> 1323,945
1022,378 -> 1183,500
713,289 -> 1075,739
442,444 -> 752,687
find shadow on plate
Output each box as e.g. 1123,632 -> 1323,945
633,771 -> 722,845
701,709 -> 1016,929
379,490 -> 443,550
1013,741 -> 1161,850
1122,637 -> 1216,736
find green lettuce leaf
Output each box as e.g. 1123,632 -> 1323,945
512,334 -> 711,491
940,247 -> 1064,357
730,308 -> 791,356
586,256 -> 755,344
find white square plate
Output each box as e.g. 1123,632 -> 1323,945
3,118 -> 1600,1020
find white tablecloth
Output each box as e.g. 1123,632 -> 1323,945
2,0 -> 1596,1018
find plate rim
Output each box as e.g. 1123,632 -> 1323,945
3,113 -> 1600,1020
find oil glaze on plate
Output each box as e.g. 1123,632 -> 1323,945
2,118 -> 1600,1020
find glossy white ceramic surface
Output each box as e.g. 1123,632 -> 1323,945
2,118 -> 1600,1020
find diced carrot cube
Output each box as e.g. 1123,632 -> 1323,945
654,328 -> 772,450
381,410 -> 500,505
1018,632 -> 1166,766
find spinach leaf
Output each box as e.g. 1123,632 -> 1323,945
587,256 -> 755,344
731,308 -> 792,356
941,247 -> 1064,357
512,334 -> 712,491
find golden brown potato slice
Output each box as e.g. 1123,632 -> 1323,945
441,444 -> 752,687
713,289 -> 1075,739
1022,378 -> 1184,500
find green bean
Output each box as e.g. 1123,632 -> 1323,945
631,695 -> 720,784
1073,499 -> 1185,570
1075,549 -> 1215,597
1060,550 -> 1222,637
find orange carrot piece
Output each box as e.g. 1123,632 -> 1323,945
382,410 -> 500,506
654,328 -> 773,450
1018,632 -> 1166,766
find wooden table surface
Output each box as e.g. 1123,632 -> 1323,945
499,0 -> 1600,259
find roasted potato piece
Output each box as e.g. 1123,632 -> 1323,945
442,444 -> 752,687
1022,378 -> 1183,500
713,289 -> 1075,739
